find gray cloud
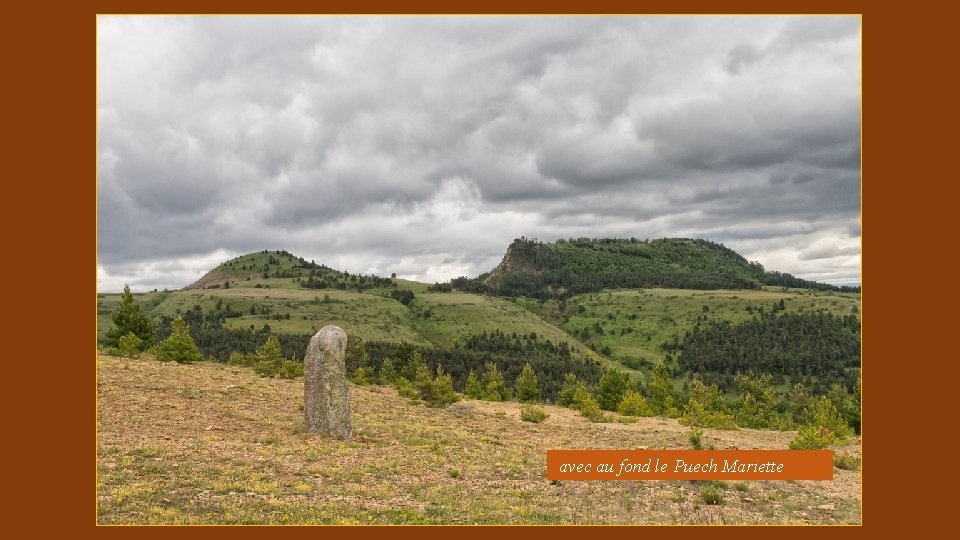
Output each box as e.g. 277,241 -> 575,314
97,15 -> 860,292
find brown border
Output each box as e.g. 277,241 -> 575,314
12,0 -> 921,536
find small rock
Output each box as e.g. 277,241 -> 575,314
817,503 -> 835,510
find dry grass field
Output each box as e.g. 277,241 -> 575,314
97,355 -> 861,524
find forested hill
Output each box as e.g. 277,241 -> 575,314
457,237 -> 849,299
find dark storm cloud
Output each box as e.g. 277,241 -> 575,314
97,15 -> 860,291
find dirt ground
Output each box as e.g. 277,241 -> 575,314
97,355 -> 861,524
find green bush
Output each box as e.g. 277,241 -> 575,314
596,369 -> 630,411
700,485 -> 725,506
520,404 -> 549,423
394,377 -> 418,399
617,390 -> 652,416
277,360 -> 303,379
557,373 -> 588,407
227,351 -> 254,366
577,395 -> 611,423
118,332 -> 143,358
834,454 -> 860,470
689,428 -> 704,450
679,380 -> 738,430
680,399 -> 738,430
415,365 -> 459,408
154,317 -> 202,363
350,366 -> 374,385
789,396 -> 851,449
734,373 -> 785,429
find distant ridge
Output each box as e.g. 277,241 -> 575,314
450,237 -> 854,299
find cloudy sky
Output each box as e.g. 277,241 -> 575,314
97,15 -> 860,292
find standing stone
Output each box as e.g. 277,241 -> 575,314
304,325 -> 352,439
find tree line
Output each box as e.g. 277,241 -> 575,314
663,309 -> 861,379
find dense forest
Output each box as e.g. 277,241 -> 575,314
358,330 -> 603,402
452,238 -> 856,299
663,310 -> 860,383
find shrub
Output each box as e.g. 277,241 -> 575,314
834,454 -> 861,471
596,369 -> 630,411
680,399 -> 738,430
520,404 -> 549,423
826,383 -> 860,435
578,395 -> 611,423
680,380 -> 738,430
394,377 -> 418,399
154,317 -> 202,363
689,428 -> 704,450
700,485 -> 725,505
118,331 -> 143,358
277,360 -> 303,379
734,373 -> 784,429
617,390 -> 652,416
789,397 -> 851,449
350,366 -> 374,385
416,365 -> 459,408
557,373 -> 587,407
227,351 -> 253,366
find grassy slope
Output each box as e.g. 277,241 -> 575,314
521,288 -> 860,369
98,269 -> 603,364
97,355 -> 861,525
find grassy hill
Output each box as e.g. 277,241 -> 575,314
517,288 -> 860,371
98,251 -> 604,367
97,355 -> 861,524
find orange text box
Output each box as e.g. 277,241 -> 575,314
547,450 -> 833,480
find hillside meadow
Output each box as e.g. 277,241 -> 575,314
97,355 -> 861,525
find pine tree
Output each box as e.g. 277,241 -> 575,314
515,362 -> 541,403
596,369 -> 630,411
734,373 -> 783,429
465,370 -> 484,399
391,340 -> 425,381
789,396 -> 851,449
105,284 -> 154,348
118,331 -> 143,358
680,379 -> 737,429
154,316 -> 202,363
482,362 -> 509,401
617,390 -> 652,416
379,358 -> 398,385
345,335 -> 368,374
556,373 -> 583,407
253,335 -> 283,376
648,362 -> 679,416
